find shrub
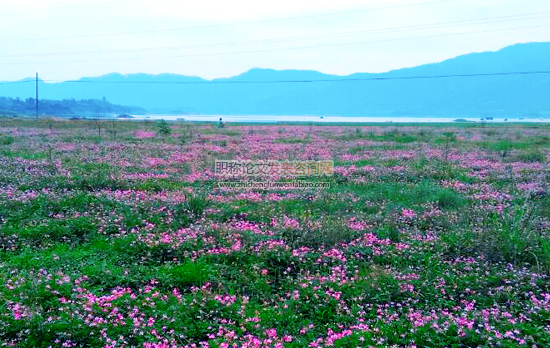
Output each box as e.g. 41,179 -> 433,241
157,119 -> 172,136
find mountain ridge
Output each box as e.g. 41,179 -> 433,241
1,41 -> 549,117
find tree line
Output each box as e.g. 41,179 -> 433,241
0,96 -> 146,117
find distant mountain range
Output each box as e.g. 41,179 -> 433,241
1,41 -> 549,117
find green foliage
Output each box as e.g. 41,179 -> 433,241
172,193 -> 210,226
162,260 -> 213,288
445,204 -> 550,272
16,217 -> 97,246
436,189 -> 466,209
515,151 -> 546,163
185,193 -> 210,217
0,135 -> 14,145
274,137 -> 309,144
0,96 -> 146,116
72,163 -> 125,191
2,121 -> 550,347
283,217 -> 360,249
179,123 -> 195,145
157,119 -> 172,136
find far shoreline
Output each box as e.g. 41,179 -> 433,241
19,114 -> 547,124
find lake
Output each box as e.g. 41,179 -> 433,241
121,114 -> 550,123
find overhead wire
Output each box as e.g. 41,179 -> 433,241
0,0 -> 131,15
1,0 -> 548,85
2,23 -> 548,65
1,11 -> 549,59
28,70 -> 550,84
0,0 -> 459,42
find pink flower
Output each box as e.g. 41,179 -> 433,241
348,218 -> 368,231
133,130 -> 155,139
12,303 -> 23,320
395,243 -> 409,250
230,240 -> 242,252
265,328 -> 277,338
283,216 -> 301,229
401,208 -> 416,219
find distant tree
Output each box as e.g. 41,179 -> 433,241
157,119 -> 172,136
0,96 -> 146,116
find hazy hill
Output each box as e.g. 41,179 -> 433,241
1,42 -> 549,117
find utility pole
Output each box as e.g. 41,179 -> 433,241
35,72 -> 38,118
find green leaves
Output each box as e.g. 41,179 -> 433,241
156,119 -> 172,136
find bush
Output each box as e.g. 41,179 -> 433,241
157,119 -> 172,136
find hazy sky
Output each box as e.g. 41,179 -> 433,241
1,0 -> 550,81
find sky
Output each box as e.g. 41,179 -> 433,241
1,0 -> 550,82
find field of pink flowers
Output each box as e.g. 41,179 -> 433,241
0,118 -> 549,348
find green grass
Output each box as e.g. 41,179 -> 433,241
1,118 -> 550,347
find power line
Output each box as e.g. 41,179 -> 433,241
3,23 -> 548,66
34,71 -> 550,85
155,24 -> 550,60
2,11 -> 548,59
0,0 -> 458,43
0,0 -> 130,15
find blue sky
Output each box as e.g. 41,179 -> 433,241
1,0 -> 550,81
